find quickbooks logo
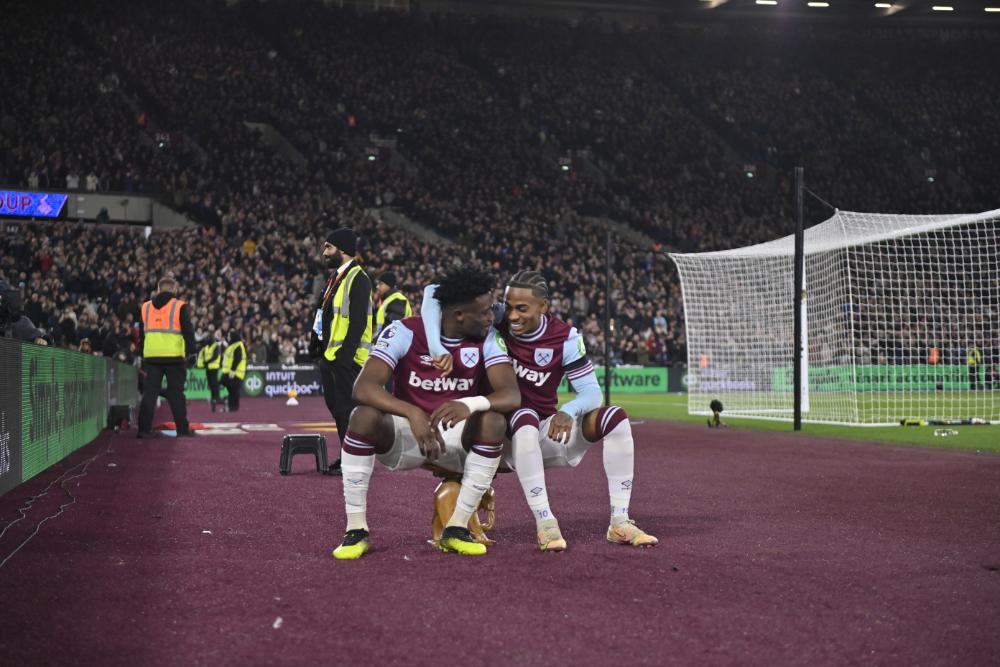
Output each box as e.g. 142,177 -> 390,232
243,371 -> 265,397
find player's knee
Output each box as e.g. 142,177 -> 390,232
586,405 -> 629,440
598,406 -> 629,437
348,405 -> 382,434
509,408 -> 540,435
477,410 -> 507,441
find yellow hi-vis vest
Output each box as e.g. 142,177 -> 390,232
968,347 -> 983,366
376,291 -> 412,334
222,341 -> 248,380
324,265 -> 373,365
197,342 -> 221,370
141,298 -> 186,358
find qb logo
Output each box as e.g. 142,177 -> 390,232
242,372 -> 264,397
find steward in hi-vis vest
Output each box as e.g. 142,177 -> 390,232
375,271 -> 412,340
137,276 -> 196,439
220,329 -> 247,412
311,227 -> 372,475
968,344 -> 983,391
197,332 -> 224,411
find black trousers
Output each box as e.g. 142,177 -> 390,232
319,357 -> 361,446
221,374 -> 242,411
969,365 -> 981,391
139,362 -> 188,433
205,369 -> 221,402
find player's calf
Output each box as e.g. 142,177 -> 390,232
443,411 -> 505,553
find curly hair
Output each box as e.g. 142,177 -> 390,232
434,266 -> 496,309
506,270 -> 549,298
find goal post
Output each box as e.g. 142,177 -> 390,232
670,209 -> 1000,426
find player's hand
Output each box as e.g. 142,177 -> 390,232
547,412 -> 574,444
430,401 -> 472,432
432,354 -> 453,377
409,409 -> 446,460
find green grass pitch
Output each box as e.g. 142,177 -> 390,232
562,393 -> 1000,454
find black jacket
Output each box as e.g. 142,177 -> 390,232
380,289 -> 409,334
317,261 -> 372,366
139,291 -> 196,364
6,315 -> 43,342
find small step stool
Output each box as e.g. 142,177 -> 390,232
279,434 -> 329,475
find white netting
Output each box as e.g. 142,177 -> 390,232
670,209 -> 1000,425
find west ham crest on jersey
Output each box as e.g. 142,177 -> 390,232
534,347 -> 554,367
460,347 -> 480,368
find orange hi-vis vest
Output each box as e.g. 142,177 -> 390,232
142,297 -> 186,358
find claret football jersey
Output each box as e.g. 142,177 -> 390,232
370,316 -> 510,414
501,315 -> 594,418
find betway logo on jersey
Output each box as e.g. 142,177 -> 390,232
408,370 -> 474,392
511,359 -> 551,387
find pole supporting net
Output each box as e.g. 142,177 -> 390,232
670,209 -> 1000,426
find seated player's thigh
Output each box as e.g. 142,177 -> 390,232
377,415 -> 466,472
536,414 -> 590,468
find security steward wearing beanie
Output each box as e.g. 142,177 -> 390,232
310,228 -> 373,475
374,271 -> 411,340
138,276 -> 196,438
196,330 -> 224,411
221,329 -> 247,412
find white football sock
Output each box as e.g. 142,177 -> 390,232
603,419 -> 635,525
512,426 -> 556,524
447,450 -> 501,528
341,451 -> 374,531
511,426 -> 555,523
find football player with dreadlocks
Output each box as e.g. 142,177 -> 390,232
422,270 -> 657,552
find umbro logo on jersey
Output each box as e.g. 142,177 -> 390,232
419,354 -> 434,366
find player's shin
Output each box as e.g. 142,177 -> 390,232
447,443 -> 502,528
342,431 -> 376,531
599,408 -> 634,525
512,425 -> 555,524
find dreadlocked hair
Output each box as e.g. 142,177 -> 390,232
506,270 -> 549,299
434,266 -> 496,309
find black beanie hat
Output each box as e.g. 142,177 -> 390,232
327,228 -> 357,256
378,272 -> 397,289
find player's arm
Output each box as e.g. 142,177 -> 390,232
420,284 -> 453,375
358,322 -> 447,456
483,361 -> 520,414
353,356 -> 414,418
550,328 -> 602,443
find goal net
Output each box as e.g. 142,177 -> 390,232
670,209 -> 1000,426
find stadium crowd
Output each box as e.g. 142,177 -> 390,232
2,1 -> 998,371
